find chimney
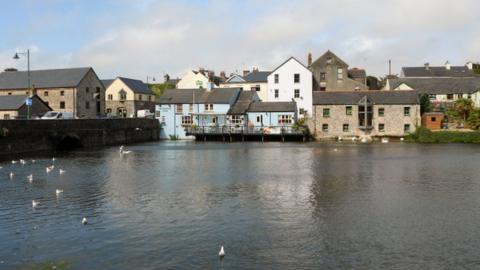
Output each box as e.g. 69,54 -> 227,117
243,70 -> 250,77
445,61 -> 451,70
220,71 -> 227,80
208,71 -> 214,81
199,67 -> 205,75
308,52 -> 312,66
424,62 -> 430,70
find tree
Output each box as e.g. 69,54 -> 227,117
453,98 -> 474,125
419,93 -> 432,115
468,109 -> 480,130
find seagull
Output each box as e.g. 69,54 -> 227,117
219,246 -> 225,258
52,157 -> 56,162
11,160 -> 17,164
46,165 -> 55,173
27,174 -> 33,183
381,138 -> 389,143
400,137 -> 405,142
32,200 -> 39,208
351,137 -> 357,142
338,136 -> 343,141
9,172 -> 14,179
31,160 -> 36,164
56,189 -> 63,195
82,217 -> 88,225
119,145 -> 132,155
361,137 -> 368,143
0,166 -> 3,170
59,169 -> 66,175
19,159 -> 26,165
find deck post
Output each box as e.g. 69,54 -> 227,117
204,135 -> 206,142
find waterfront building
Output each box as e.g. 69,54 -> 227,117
385,77 -> 480,108
0,94 -> 51,119
267,57 -> 313,118
220,69 -> 270,101
156,87 -> 243,139
0,67 -> 105,118
102,77 -> 155,118
312,90 -> 420,139
176,69 -> 224,89
246,101 -> 297,130
309,50 -> 369,92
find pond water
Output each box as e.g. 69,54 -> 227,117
1,142 -> 480,269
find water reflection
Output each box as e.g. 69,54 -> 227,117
1,142 -> 480,269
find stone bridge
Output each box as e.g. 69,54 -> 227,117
0,118 -> 160,158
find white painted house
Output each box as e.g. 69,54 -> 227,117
176,70 -> 210,89
267,57 -> 313,117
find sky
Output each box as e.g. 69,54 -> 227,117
0,0 -> 479,81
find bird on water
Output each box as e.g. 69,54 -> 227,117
219,246 -> 225,258
82,217 -> 88,225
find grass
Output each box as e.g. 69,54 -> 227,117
406,126 -> 480,143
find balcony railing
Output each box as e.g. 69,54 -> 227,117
185,125 -> 308,135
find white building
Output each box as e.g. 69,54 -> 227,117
176,70 -> 210,89
267,57 -> 313,117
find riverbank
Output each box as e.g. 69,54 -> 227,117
406,126 -> 480,143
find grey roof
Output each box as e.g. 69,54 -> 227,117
402,66 -> 475,77
101,79 -> 115,88
348,68 -> 366,78
0,67 -> 92,90
0,95 -> 30,110
157,88 -> 241,104
313,91 -> 419,105
244,71 -> 270,83
117,77 -> 153,94
248,101 -> 296,112
227,91 -> 258,115
388,77 -> 480,94
270,57 -> 311,75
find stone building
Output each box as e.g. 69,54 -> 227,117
312,91 -> 420,139
103,77 -> 155,118
0,67 -> 105,118
0,94 -> 51,119
309,50 -> 368,91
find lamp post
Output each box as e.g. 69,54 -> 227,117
13,49 -> 31,119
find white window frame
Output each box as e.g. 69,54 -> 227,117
278,114 -> 293,125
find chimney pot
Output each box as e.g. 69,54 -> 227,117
243,70 -> 250,77
308,53 -> 312,66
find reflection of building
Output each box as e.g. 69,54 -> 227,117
103,77 -> 155,118
312,91 -> 420,139
0,94 -> 51,119
0,68 -> 105,118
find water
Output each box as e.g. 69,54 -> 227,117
1,142 -> 480,269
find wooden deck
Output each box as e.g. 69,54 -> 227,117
185,126 -> 309,142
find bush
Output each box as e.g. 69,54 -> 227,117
406,126 -> 480,143
169,134 -> 179,140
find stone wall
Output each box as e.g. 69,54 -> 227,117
0,118 -> 159,158
313,104 -> 420,139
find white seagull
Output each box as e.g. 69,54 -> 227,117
19,159 -> 26,165
82,217 -> 88,225
9,172 -> 14,179
119,145 -> 132,155
219,246 -> 225,258
32,200 -> 39,208
381,138 -> 389,144
46,165 -> 55,173
59,169 -> 66,175
27,174 -> 33,183
56,189 -> 63,195
400,137 -> 405,142
31,159 -> 36,163
52,157 -> 56,162
11,160 -> 17,164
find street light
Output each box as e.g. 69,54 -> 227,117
13,49 -> 31,119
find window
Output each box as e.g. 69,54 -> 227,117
294,73 -> 300,83
358,96 -> 373,129
26,91 -> 29,95
86,87 -> 89,93
139,95 -> 143,101
96,87 -> 100,93
429,94 -> 436,100
255,85 -> 260,91
346,106 -> 352,115
212,116 -> 217,124
447,94 -> 454,100
323,108 -> 330,118
60,101 -> 65,109
8,92 -> 12,95
299,108 -> 305,115
320,72 -> 326,81
161,116 -> 166,123
4,114 -> 10,120
108,94 -> 113,100
337,68 -> 343,80
274,74 -> 279,83
404,124 -> 411,133
278,115 -> 293,124
457,94 -> 463,99
256,115 -> 263,123
274,89 -> 279,98
204,104 -> 213,111
294,89 -> 300,98
431,117 -> 436,122
230,115 -> 243,124
106,108 -> 112,114
60,91 -> 64,96
378,107 -> 385,117
85,101 -> 90,109
404,107 -> 410,116
119,91 -> 127,101
468,94 -> 472,99
322,124 -> 329,132
44,91 -> 48,96
189,104 -> 194,113
148,95 -> 152,101
379,123 -> 385,132
181,115 -> 192,126
176,104 -> 183,113
343,124 -> 349,132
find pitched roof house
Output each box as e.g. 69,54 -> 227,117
104,77 -> 155,118
0,94 -> 52,119
401,62 -> 477,77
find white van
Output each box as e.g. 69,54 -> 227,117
137,109 -> 154,118
41,111 -> 74,119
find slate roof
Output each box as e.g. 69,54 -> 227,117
0,68 -> 92,90
101,79 -> 115,88
157,88 -> 241,104
402,66 -> 474,77
313,91 -> 419,105
117,77 -> 153,94
388,77 -> 480,94
348,68 -> 366,79
244,71 -> 270,83
248,101 -> 297,112
227,91 -> 258,115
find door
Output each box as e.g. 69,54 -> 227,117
117,107 -> 127,118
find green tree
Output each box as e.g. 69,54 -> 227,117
148,83 -> 176,97
468,109 -> 480,130
419,93 -> 432,114
453,98 -> 474,125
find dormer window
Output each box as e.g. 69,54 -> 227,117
119,89 -> 127,101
